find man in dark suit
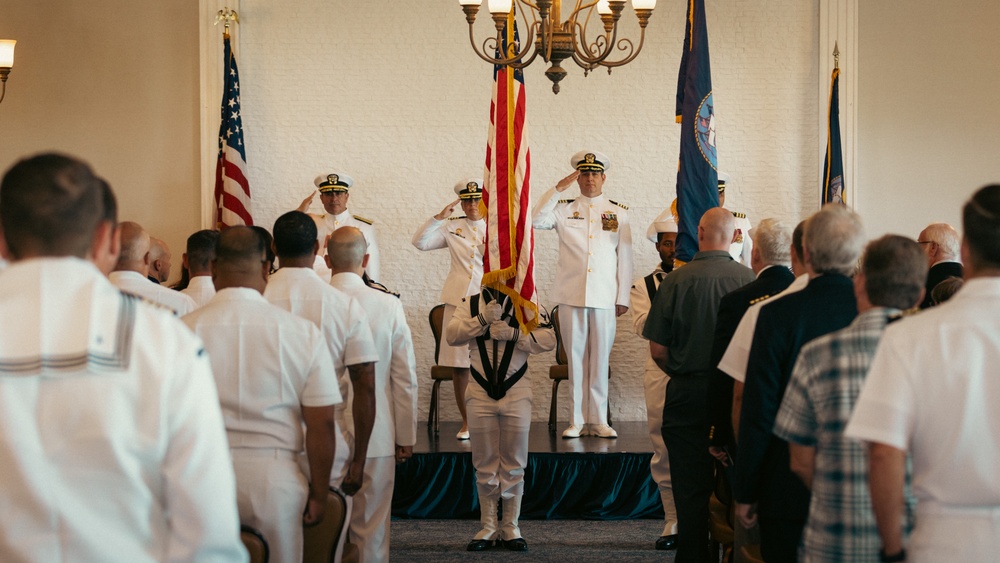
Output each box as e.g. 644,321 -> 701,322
707,219 -> 797,459
734,205 -> 866,563
917,222 -> 963,309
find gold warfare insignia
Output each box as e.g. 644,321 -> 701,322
569,211 -> 584,220
328,174 -> 339,185
453,228 -> 465,239
601,212 -> 619,232
585,153 -> 596,164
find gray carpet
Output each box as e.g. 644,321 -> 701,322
390,518 -> 676,562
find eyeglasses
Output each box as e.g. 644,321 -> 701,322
917,240 -> 934,245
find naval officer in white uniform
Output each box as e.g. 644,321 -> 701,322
411,178 -> 486,440
630,215 -> 680,551
297,172 -> 380,283
718,176 -> 753,266
532,150 -> 633,439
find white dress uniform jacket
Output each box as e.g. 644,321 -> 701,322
181,275 -> 216,309
730,212 -> 753,265
330,272 -> 418,563
184,287 -> 341,563
0,258 -> 246,562
532,188 -> 633,308
109,269 -> 197,315
264,267 -> 380,485
411,216 -> 486,305
311,210 -> 380,282
846,278 -> 1000,562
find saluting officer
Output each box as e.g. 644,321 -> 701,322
718,175 -> 753,265
532,150 -> 633,439
297,172 -> 380,282
411,178 -> 487,440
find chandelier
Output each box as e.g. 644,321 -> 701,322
458,0 -> 657,94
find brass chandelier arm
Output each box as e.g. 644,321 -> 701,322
571,20 -> 620,67
468,20 -> 543,67
595,32 -> 644,68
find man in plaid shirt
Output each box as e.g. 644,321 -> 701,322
773,235 -> 926,562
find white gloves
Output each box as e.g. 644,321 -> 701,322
489,320 -> 519,342
481,301 -> 504,324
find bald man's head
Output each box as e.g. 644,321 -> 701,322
326,227 -> 368,274
114,221 -> 150,273
698,207 -> 736,252
148,237 -> 171,283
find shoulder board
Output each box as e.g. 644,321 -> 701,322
732,211 -> 746,219
449,216 -> 468,221
365,279 -> 400,299
353,214 -> 374,225
609,199 -> 629,210
558,198 -> 576,204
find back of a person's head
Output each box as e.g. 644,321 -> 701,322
698,207 -> 736,250
327,227 -> 367,271
753,218 -> 792,267
791,220 -> 806,261
962,184 -> 1000,270
115,221 -> 150,270
250,226 -> 276,271
862,235 -> 928,310
0,153 -> 104,259
931,276 -> 964,305
805,204 -> 866,276
921,222 -> 961,259
186,229 -> 220,272
215,226 -> 266,269
272,211 -> 318,258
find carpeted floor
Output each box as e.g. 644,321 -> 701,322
390,518 -> 676,562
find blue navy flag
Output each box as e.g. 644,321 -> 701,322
674,0 -> 717,263
823,67 -> 845,205
214,32 -> 253,227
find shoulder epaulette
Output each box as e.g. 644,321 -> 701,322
609,199 -> 629,210
449,216 -> 468,221
558,198 -> 576,204
732,211 -> 746,219
353,214 -> 374,225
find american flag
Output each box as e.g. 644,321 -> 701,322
481,9 -> 538,332
214,32 -> 253,228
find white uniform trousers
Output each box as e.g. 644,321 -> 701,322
438,304 -> 472,368
909,505 -> 1000,563
349,455 -> 395,563
231,449 -> 307,563
466,381 -> 532,540
643,363 -> 679,536
558,305 -> 615,426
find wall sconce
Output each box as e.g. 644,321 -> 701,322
0,40 -> 15,105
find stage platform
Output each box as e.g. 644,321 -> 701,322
392,421 -> 663,520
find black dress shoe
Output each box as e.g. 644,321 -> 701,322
466,539 -> 493,551
655,534 -> 678,550
501,538 -> 528,551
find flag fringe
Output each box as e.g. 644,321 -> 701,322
482,267 -> 540,334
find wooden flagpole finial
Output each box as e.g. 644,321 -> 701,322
215,8 -> 240,39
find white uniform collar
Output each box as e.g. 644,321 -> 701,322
271,266 -> 321,283
327,209 -> 352,222
330,271 -> 366,289
212,286 -> 267,303
577,193 -> 605,204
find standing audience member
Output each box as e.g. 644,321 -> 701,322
0,153 -> 246,561
847,185 -> 1000,562
774,235 -> 925,562
411,178 -> 487,440
643,208 -> 756,563
109,221 -> 197,315
446,290 -> 556,552
328,227 -> 418,563
183,227 -> 340,563
266,211 -> 380,560
916,222 -> 963,309
147,236 -> 171,284
532,150 -> 633,439
179,229 -> 220,307
629,215 -> 680,550
734,205 -> 865,563
707,218 -> 794,459
930,275 -> 963,305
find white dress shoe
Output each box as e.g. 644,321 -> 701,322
561,424 -> 582,439
592,424 -> 618,439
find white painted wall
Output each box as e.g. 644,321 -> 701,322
237,0 -> 819,422
856,1 -> 1000,239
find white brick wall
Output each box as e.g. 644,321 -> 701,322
237,0 -> 819,422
